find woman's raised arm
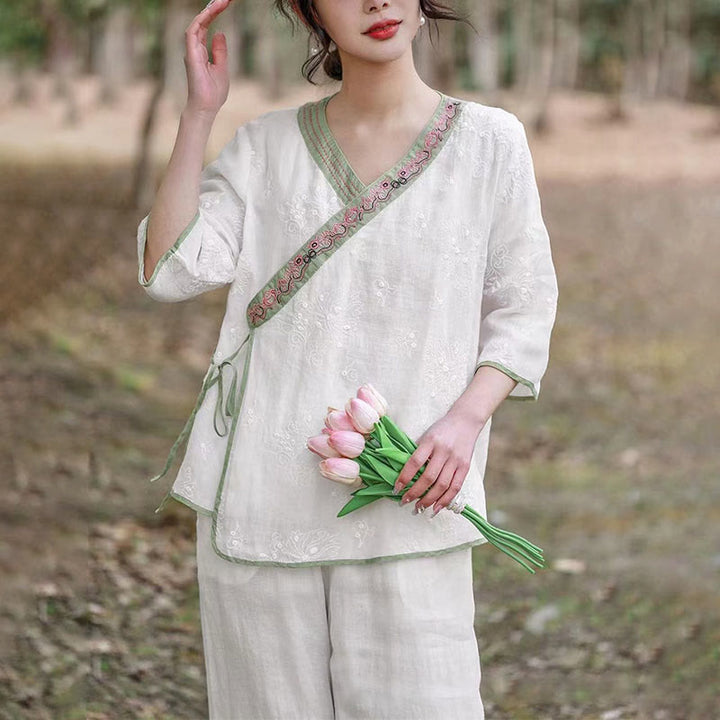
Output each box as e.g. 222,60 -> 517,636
143,0 -> 235,281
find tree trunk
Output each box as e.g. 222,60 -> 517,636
553,0 -> 580,89
467,0 -> 500,97
41,0 -> 80,125
12,65 -> 38,105
657,0 -> 692,100
644,0 -> 665,99
131,4 -> 168,211
512,0 -> 533,94
617,0 -> 647,118
97,4 -> 135,105
531,0 -> 557,133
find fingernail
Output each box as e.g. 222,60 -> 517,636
392,485 -> 400,495
429,506 -> 440,519
412,505 -> 419,515
401,495 -> 410,504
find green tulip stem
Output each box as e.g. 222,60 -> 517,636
462,506 -> 544,558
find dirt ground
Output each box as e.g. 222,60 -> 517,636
0,76 -> 719,719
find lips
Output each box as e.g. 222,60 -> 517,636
364,19 -> 401,34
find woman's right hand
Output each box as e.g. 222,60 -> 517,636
184,0 -> 235,118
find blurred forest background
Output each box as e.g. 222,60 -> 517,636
0,1 -> 719,719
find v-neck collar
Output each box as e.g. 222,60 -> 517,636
298,91 -> 460,205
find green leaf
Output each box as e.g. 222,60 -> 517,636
373,446 -> 411,465
337,493 -> 381,517
360,452 -> 399,485
373,419 -> 393,449
352,485 -> 395,497
365,447 -> 404,473
381,415 -> 417,453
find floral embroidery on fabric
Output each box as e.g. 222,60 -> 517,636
263,528 -> 343,562
352,519 -> 377,548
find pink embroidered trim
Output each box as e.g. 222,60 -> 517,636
247,100 -> 461,327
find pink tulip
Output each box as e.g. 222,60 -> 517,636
319,457 -> 362,488
345,397 -> 380,434
321,427 -> 331,435
327,430 -> 366,458
307,434 -> 341,459
357,383 -> 388,416
325,409 -> 357,432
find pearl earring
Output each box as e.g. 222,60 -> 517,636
419,14 -> 426,26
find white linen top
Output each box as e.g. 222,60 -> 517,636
136,91 -> 559,567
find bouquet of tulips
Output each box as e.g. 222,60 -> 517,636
306,384 -> 545,574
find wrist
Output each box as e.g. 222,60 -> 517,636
447,400 -> 489,435
180,105 -> 218,130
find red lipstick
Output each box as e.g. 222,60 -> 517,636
363,19 -> 401,40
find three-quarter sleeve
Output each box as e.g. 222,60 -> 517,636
137,124 -> 252,302
475,115 -> 559,400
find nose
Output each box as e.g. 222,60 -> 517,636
365,1 -> 391,12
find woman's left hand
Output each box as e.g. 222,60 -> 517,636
392,408 -> 485,517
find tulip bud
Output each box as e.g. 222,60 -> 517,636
319,457 -> 362,488
307,434 -> 342,459
327,430 -> 366,458
357,383 -> 388,416
344,397 -> 380,434
325,409 -> 357,432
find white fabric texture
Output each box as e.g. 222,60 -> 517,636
137,95 -> 558,566
196,513 -> 484,719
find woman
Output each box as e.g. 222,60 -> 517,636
137,0 -> 558,717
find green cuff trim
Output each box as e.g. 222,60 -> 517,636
139,210 -> 201,287
475,360 -> 538,401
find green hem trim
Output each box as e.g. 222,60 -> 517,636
139,210 -> 201,287
160,492 -> 489,567
475,360 -> 538,401
168,491 -> 213,516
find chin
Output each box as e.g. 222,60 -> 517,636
351,44 -> 410,66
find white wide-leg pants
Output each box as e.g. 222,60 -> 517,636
196,514 -> 484,720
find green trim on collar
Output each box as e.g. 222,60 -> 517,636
298,90 -> 447,205
297,98 -> 365,204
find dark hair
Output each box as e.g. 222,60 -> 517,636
274,0 -> 471,85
